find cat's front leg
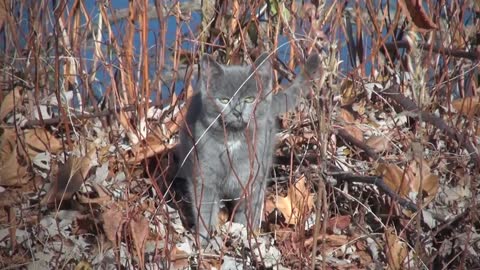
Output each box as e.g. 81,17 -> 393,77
192,184 -> 220,245
232,182 -> 266,235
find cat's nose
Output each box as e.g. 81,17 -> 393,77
232,109 -> 242,118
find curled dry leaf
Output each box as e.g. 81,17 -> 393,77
340,80 -> 359,106
169,246 -> 191,269
270,175 -> 314,225
399,0 -> 437,30
0,129 -> 31,186
376,163 -> 411,198
339,109 -> 364,142
376,158 -> 439,206
0,128 -> 16,159
385,227 -> 408,270
0,86 -> 23,122
24,128 -> 63,157
365,135 -> 392,153
102,204 -> 124,244
41,144 -> 96,205
130,215 -> 150,268
452,97 -> 480,117
1,128 -> 63,186
407,158 -> 439,205
0,0 -> 10,29
0,189 -> 22,208
128,100 -> 189,163
325,215 -> 352,232
0,148 -> 30,186
127,127 -> 176,163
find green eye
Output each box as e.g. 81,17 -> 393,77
218,97 -> 230,104
244,96 -> 255,103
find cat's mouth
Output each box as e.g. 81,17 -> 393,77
227,121 -> 247,131
221,119 -> 247,131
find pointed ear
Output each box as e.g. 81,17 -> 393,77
200,54 -> 223,77
250,52 -> 272,78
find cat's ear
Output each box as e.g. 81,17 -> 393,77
250,52 -> 272,79
200,54 -> 223,78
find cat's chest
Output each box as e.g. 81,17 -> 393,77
226,139 -> 243,152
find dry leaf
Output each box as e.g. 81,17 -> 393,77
0,189 -> 22,208
0,0 -> 11,30
41,145 -> 96,205
305,234 -> 350,249
407,158 -> 439,204
130,215 -> 149,268
340,80 -> 358,106
376,163 -> 410,197
24,128 -> 63,156
274,175 -> 314,225
128,129 -> 176,163
0,148 -> 30,186
452,97 -> 480,117
169,246 -> 191,270
0,86 -> 23,122
377,159 -> 439,207
74,260 -> 93,270
385,227 -> 408,270
339,109 -> 364,142
365,135 -> 392,153
102,205 -> 124,244
326,215 -> 351,231
399,0 -> 437,30
0,128 -> 17,163
0,129 -> 31,186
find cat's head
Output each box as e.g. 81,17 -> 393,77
198,53 -> 273,132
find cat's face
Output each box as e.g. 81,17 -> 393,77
199,54 -> 273,132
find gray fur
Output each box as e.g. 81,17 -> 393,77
175,52 -> 320,245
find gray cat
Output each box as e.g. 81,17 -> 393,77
175,52 -> 320,245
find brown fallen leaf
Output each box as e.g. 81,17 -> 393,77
77,183 -> 112,206
376,163 -> 411,198
365,135 -> 392,153
385,227 -> 408,270
273,175 -> 314,225
41,145 -> 96,205
0,147 -> 31,186
377,158 -> 440,211
0,128 -> 32,186
0,189 -> 22,208
304,234 -> 350,249
24,128 -> 63,157
325,215 -> 351,232
130,215 -> 150,268
0,86 -> 23,122
0,128 -> 16,162
102,204 -> 124,244
340,79 -> 357,106
339,109 -> 364,142
452,97 -> 480,118
128,135 -> 176,163
407,158 -> 439,205
0,0 -> 11,30
169,246 -> 191,270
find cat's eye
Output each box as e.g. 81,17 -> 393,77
244,96 -> 255,103
218,97 -> 230,104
